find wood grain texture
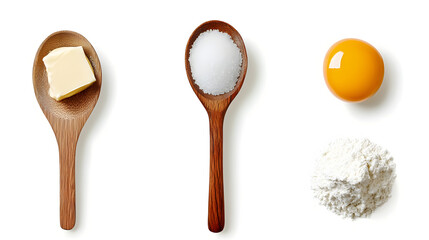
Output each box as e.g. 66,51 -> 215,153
185,20 -> 248,233
208,111 -> 225,233
33,31 -> 102,230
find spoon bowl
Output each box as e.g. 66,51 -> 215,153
33,30 -> 102,230
185,20 -> 247,233
185,20 -> 248,110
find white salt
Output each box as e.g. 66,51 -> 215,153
189,29 -> 243,95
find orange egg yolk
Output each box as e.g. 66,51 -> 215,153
323,39 -> 384,102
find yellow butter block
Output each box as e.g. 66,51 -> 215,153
43,46 -> 96,101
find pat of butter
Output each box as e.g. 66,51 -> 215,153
43,46 -> 96,101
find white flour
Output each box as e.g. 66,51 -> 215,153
312,138 -> 396,218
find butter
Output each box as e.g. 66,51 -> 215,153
43,46 -> 96,101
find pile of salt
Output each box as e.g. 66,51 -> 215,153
189,29 -> 242,95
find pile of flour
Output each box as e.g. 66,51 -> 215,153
311,138 -> 396,218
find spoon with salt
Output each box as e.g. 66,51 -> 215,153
33,31 -> 102,230
185,20 -> 248,233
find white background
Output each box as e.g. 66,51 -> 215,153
0,0 -> 427,239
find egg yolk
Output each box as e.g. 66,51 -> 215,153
323,39 -> 384,102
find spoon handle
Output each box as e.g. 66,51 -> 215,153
208,111 -> 225,233
56,122 -> 79,230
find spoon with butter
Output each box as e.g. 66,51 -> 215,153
33,30 -> 102,230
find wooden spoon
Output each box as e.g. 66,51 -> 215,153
32,31 -> 102,230
185,20 -> 248,233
